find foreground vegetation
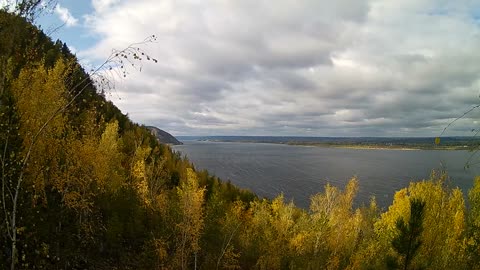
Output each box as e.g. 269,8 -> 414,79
1,9 -> 480,270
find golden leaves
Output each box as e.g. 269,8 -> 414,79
132,145 -> 152,206
174,168 -> 206,268
133,160 -> 146,179
375,172 -> 468,269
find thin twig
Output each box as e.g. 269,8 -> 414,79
440,104 -> 480,137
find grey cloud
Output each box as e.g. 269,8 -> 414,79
81,0 -> 480,136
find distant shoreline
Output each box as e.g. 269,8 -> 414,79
284,142 -> 468,150
196,139 -> 471,151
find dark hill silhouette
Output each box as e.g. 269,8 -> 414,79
146,126 -> 182,145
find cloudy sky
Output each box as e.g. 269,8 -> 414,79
25,0 -> 480,136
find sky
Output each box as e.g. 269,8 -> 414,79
6,0 -> 480,136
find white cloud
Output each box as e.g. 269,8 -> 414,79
54,4 -> 78,27
91,0 -> 120,13
80,0 -> 480,136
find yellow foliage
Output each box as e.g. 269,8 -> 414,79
375,188 -> 410,243
221,245 -> 241,270
308,177 -> 363,267
271,194 -> 295,238
131,145 -> 152,206
326,255 -> 340,270
12,59 -> 68,138
150,238 -> 169,266
290,232 -> 308,253
95,121 -> 123,191
133,160 -> 146,179
375,172 -> 467,269
49,118 -> 123,233
469,176 -> 480,227
174,168 -> 206,269
154,191 -> 169,216
11,59 -> 71,205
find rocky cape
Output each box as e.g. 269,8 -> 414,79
146,126 -> 183,145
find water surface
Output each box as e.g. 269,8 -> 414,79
173,140 -> 480,209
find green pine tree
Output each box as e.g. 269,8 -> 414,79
390,198 -> 426,270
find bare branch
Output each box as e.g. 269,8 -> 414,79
439,104 -> 480,137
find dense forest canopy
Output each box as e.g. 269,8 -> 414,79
1,8 -> 480,270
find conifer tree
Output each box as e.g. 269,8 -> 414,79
391,198 -> 425,270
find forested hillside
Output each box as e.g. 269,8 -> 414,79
1,8 -> 480,270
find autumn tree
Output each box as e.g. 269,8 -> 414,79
467,176 -> 480,268
375,171 -> 467,270
5,59 -> 71,269
175,168 -> 206,270
215,201 -> 244,270
247,195 -> 299,269
308,177 -> 364,269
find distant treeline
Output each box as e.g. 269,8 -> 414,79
180,136 -> 479,150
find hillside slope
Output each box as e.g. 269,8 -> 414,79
146,126 -> 183,145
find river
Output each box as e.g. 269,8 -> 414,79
173,140 -> 480,209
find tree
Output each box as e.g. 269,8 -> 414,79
373,172 -> 468,270
175,168 -> 206,270
390,198 -> 425,270
467,176 -> 480,268
5,59 -> 69,269
309,177 -> 363,269
215,201 -> 243,270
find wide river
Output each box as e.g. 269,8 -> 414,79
173,140 -> 480,209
